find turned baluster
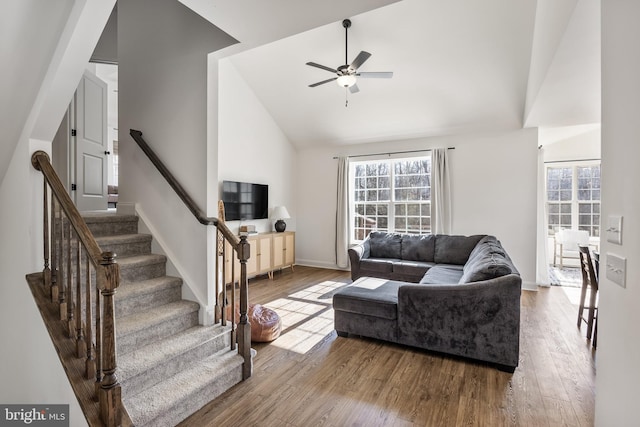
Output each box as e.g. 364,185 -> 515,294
230,253 -> 237,351
94,274 -> 102,401
85,256 -> 96,380
67,227 -> 75,338
214,229 -> 222,324
59,214 -> 68,321
76,243 -> 86,358
98,252 -> 121,426
43,179 -> 51,289
51,196 -> 59,300
237,235 -> 252,379
221,243 -> 228,327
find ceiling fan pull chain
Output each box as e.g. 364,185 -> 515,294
345,88 -> 349,107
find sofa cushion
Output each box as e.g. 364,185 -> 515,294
459,236 -> 515,284
333,277 -> 405,320
434,234 -> 485,265
393,260 -> 434,278
419,265 -> 464,284
360,258 -> 397,274
369,232 -> 402,258
401,234 -> 436,262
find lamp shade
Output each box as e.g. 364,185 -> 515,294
271,206 -> 290,220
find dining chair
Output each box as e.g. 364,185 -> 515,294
577,245 -> 598,348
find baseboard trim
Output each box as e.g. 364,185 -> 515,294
295,259 -> 350,271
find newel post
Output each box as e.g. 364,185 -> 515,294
97,251 -> 122,426
236,236 -> 253,379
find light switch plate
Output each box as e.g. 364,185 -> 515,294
607,215 -> 623,244
606,253 -> 626,288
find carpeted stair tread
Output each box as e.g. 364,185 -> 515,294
117,300 -> 199,340
115,276 -> 182,302
119,325 -> 232,397
95,233 -> 151,245
82,213 -> 139,236
124,349 -> 244,427
116,253 -> 167,269
115,276 -> 183,318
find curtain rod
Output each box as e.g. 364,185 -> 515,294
333,147 -> 455,160
544,158 -> 600,164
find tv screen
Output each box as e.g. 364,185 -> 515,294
221,180 -> 269,221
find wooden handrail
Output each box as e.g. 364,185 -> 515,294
32,152 -> 103,262
129,129 -> 239,247
129,129 -> 253,380
31,150 -> 122,426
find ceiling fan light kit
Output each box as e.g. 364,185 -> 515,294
306,18 -> 393,104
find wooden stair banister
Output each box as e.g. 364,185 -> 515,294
128,129 -> 252,380
31,150 -> 123,426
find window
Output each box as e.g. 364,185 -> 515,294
351,156 -> 431,241
546,163 -> 600,237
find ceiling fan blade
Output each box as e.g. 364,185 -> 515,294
306,62 -> 338,73
349,83 -> 360,94
349,51 -> 371,71
309,77 -> 338,87
357,72 -> 393,78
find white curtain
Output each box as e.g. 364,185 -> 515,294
536,147 -> 550,286
336,157 -> 350,268
431,148 -> 452,234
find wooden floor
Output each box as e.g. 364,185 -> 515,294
181,266 -> 596,427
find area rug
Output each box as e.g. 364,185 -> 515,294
548,266 -> 582,287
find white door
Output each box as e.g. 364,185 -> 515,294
74,70 -> 108,211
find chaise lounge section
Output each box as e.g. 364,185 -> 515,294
333,232 -> 521,372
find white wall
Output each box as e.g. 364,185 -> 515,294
0,1 -> 115,425
596,1 -> 640,424
117,0 -> 237,313
218,59 -> 297,233
543,126 -> 601,162
296,129 -> 538,286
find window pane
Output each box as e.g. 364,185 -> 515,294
351,157 -> 431,239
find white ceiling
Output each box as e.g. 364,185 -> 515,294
218,0 -> 600,148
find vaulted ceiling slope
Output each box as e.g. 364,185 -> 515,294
217,0 -> 600,148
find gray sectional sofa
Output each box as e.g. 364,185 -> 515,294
334,232 -> 521,372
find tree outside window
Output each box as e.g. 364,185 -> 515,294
351,156 -> 431,241
546,163 -> 600,237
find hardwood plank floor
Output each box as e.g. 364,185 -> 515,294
181,266 -> 596,427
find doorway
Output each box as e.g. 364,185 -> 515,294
51,63 -> 118,212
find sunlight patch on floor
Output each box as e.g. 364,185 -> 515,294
262,280 -> 347,354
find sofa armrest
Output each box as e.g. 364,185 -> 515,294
397,274 -> 521,369
348,240 -> 371,280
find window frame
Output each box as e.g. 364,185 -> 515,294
545,161 -> 601,238
349,155 -> 432,243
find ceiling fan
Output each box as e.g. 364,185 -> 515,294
306,19 -> 393,95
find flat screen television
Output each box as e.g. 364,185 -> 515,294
221,180 -> 269,221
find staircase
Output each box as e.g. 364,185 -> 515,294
84,212 -> 244,426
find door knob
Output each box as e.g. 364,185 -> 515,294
104,151 -> 111,155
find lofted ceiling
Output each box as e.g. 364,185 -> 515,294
215,0 -> 600,148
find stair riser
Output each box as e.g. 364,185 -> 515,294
116,285 -> 182,318
53,259 -> 166,289
98,239 -> 152,258
120,261 -> 166,284
144,364 -> 243,427
121,334 -> 232,399
117,310 -> 199,355
85,219 -> 139,237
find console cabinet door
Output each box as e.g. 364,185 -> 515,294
255,235 -> 272,275
223,240 -> 241,285
272,231 -> 295,270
